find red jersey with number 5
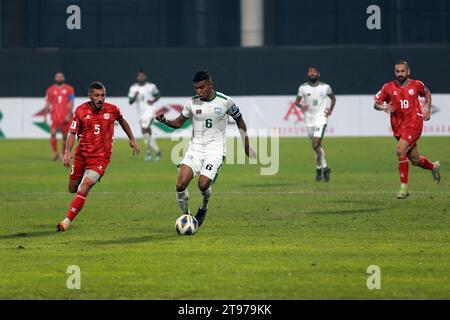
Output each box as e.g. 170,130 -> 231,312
69,102 -> 123,158
374,79 -> 430,137
46,84 -> 75,123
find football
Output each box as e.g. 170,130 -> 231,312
175,214 -> 198,235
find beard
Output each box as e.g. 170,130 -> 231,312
396,76 -> 407,84
308,76 -> 319,83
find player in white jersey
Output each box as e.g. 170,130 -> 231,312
295,66 -> 336,182
156,70 -> 255,227
128,70 -> 161,161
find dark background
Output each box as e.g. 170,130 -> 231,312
1,0 -> 449,96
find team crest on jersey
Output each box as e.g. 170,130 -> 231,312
62,89 -> 67,94
393,91 -> 398,96
214,107 -> 222,115
104,113 -> 110,120
319,91 -> 325,97
86,115 -> 91,119
408,89 -> 415,95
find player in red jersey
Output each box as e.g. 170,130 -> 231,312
43,72 -> 75,161
374,61 -> 441,199
56,82 -> 140,231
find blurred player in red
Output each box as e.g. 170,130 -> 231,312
56,82 -> 140,231
43,72 -> 75,161
374,61 -> 440,199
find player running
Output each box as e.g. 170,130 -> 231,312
374,61 -> 440,199
56,82 -> 140,231
295,66 -> 336,182
155,70 -> 255,227
128,69 -> 162,161
43,72 -> 75,161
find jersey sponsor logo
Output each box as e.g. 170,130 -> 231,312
196,109 -> 201,114
214,107 -> 222,115
104,113 -> 110,120
408,89 -> 415,95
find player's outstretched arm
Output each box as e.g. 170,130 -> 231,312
118,118 -> 140,156
63,133 -> 76,168
235,117 -> 256,159
155,113 -> 187,129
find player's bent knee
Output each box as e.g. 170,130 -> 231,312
176,182 -> 188,192
198,179 -> 211,192
84,169 -> 100,184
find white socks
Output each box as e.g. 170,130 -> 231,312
176,189 -> 190,214
150,135 -> 159,153
315,147 -> 327,169
200,187 -> 211,210
320,147 -> 328,168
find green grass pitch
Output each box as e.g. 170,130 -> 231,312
0,137 -> 449,299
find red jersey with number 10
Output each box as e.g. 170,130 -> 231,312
374,79 -> 430,137
69,102 -> 123,158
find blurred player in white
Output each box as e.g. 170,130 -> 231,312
295,65 -> 336,182
128,69 -> 161,161
156,70 -> 255,227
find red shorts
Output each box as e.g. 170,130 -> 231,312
51,120 -> 69,133
70,154 -> 110,181
394,126 -> 422,148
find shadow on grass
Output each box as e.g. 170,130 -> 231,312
82,233 -> 175,245
0,230 -> 57,240
306,207 -> 389,215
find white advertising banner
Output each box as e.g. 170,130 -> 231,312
0,95 -> 449,138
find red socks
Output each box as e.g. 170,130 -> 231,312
398,156 -> 409,184
419,156 -> 434,170
50,136 -> 58,154
66,192 -> 87,221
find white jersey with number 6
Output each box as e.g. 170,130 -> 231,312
297,82 -> 333,127
181,91 -> 241,156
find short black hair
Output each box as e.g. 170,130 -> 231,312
308,65 -> 320,72
192,70 -> 211,83
137,69 -> 146,74
89,81 -> 105,91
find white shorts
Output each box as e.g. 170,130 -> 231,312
307,123 -> 327,139
180,148 -> 224,182
138,109 -> 155,129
